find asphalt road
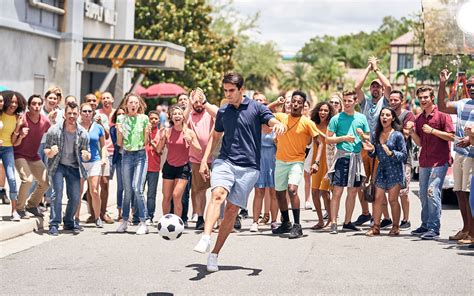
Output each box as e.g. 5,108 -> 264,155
0,182 -> 473,295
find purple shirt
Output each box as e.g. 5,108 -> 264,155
415,106 -> 454,167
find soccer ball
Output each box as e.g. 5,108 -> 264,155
157,214 -> 184,240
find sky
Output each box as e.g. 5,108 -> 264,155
232,0 -> 422,55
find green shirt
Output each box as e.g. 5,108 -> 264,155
328,111 -> 369,153
117,114 -> 149,151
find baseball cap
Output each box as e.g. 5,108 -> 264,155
370,79 -> 382,86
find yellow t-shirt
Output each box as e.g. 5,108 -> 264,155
0,113 -> 17,147
275,113 -> 319,162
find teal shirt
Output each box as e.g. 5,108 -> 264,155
117,114 -> 149,151
328,112 -> 370,153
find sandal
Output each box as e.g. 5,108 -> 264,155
365,224 -> 380,237
311,223 -> 324,230
258,213 -> 270,225
389,226 -> 400,236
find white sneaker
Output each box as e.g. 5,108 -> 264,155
207,253 -> 219,272
190,213 -> 198,223
305,201 -> 312,210
11,211 -> 21,222
193,235 -> 211,253
146,219 -> 153,226
249,222 -> 258,232
116,221 -> 128,233
136,222 -> 149,235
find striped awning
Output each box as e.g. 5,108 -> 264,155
82,38 -> 185,70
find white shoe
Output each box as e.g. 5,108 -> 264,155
190,213 -> 198,223
11,211 -> 21,222
116,221 -> 128,233
146,219 -> 153,226
288,203 -> 292,210
193,235 -> 211,253
207,253 -> 219,272
136,222 -> 149,235
249,222 -> 258,232
305,201 -> 312,210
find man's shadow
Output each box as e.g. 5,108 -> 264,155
186,264 -> 262,281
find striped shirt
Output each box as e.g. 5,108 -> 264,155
454,98 -> 474,157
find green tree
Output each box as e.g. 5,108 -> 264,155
135,0 -> 236,102
280,63 -> 318,94
312,57 -> 346,91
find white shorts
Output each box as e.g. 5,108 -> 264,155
453,154 -> 473,192
83,161 -> 105,177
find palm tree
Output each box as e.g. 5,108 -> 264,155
312,57 -> 346,91
280,63 -> 319,93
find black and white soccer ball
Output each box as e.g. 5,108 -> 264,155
157,214 -> 184,240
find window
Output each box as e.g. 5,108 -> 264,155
397,53 -> 414,70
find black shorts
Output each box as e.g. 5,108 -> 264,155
162,161 -> 191,180
332,157 -> 362,187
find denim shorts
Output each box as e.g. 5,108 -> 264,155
210,159 -> 259,209
332,157 -> 362,187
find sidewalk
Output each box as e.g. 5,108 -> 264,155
0,186 -> 118,242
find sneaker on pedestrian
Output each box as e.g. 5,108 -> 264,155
183,221 -> 189,228
250,222 -> 259,232
305,201 -> 312,210
63,225 -> 81,235
411,226 -> 428,236
95,218 -> 104,228
289,223 -> 303,239
48,225 -> 59,236
195,218 -> 205,231
116,220 -> 128,233
353,213 -> 372,226
234,215 -> 242,230
0,189 -> 9,204
193,235 -> 211,253
146,219 -> 153,226
399,220 -> 411,230
330,223 -> 338,234
272,221 -> 292,234
449,230 -> 468,241
207,253 -> 219,272
11,211 -> 21,222
25,207 -> 44,218
270,222 -> 278,230
420,229 -> 439,240
17,210 -> 31,219
190,213 -> 198,223
85,216 -> 95,224
342,222 -> 360,231
380,218 -> 393,229
136,222 -> 149,235
239,209 -> 249,219
323,212 -> 329,220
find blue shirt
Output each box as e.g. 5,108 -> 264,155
328,112 -> 370,153
361,95 -> 388,135
86,123 -> 105,162
215,96 -> 274,170
454,98 -> 474,157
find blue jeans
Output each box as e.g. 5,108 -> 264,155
418,163 -> 448,233
115,155 -> 124,209
145,171 -> 160,220
29,143 -> 54,199
0,146 -> 17,200
49,164 -> 81,228
122,150 -> 148,221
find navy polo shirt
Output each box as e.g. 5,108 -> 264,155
215,96 -> 274,170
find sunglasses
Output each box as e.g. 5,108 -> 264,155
82,110 -> 93,113
466,84 -> 474,88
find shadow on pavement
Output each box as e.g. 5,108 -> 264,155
186,263 -> 262,281
147,293 -> 174,296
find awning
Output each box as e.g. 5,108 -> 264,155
82,38 -> 185,71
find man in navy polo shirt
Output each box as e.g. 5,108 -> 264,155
193,72 -> 286,272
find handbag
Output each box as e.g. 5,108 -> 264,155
363,156 -> 376,203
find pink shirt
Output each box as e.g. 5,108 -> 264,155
166,127 -> 189,167
98,108 -> 114,155
14,114 -> 51,161
415,106 -> 454,167
145,127 -> 162,172
187,111 -> 213,164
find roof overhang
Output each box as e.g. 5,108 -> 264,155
82,38 -> 185,71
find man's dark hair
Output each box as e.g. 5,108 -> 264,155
390,90 -> 404,100
28,94 -> 43,106
148,110 -> 159,117
292,90 -> 307,103
65,101 -> 79,112
222,72 -> 244,89
416,86 -> 434,97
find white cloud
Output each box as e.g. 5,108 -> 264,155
232,0 -> 421,54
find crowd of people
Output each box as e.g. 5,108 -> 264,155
0,58 -> 473,272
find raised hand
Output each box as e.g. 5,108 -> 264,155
439,69 -> 452,83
